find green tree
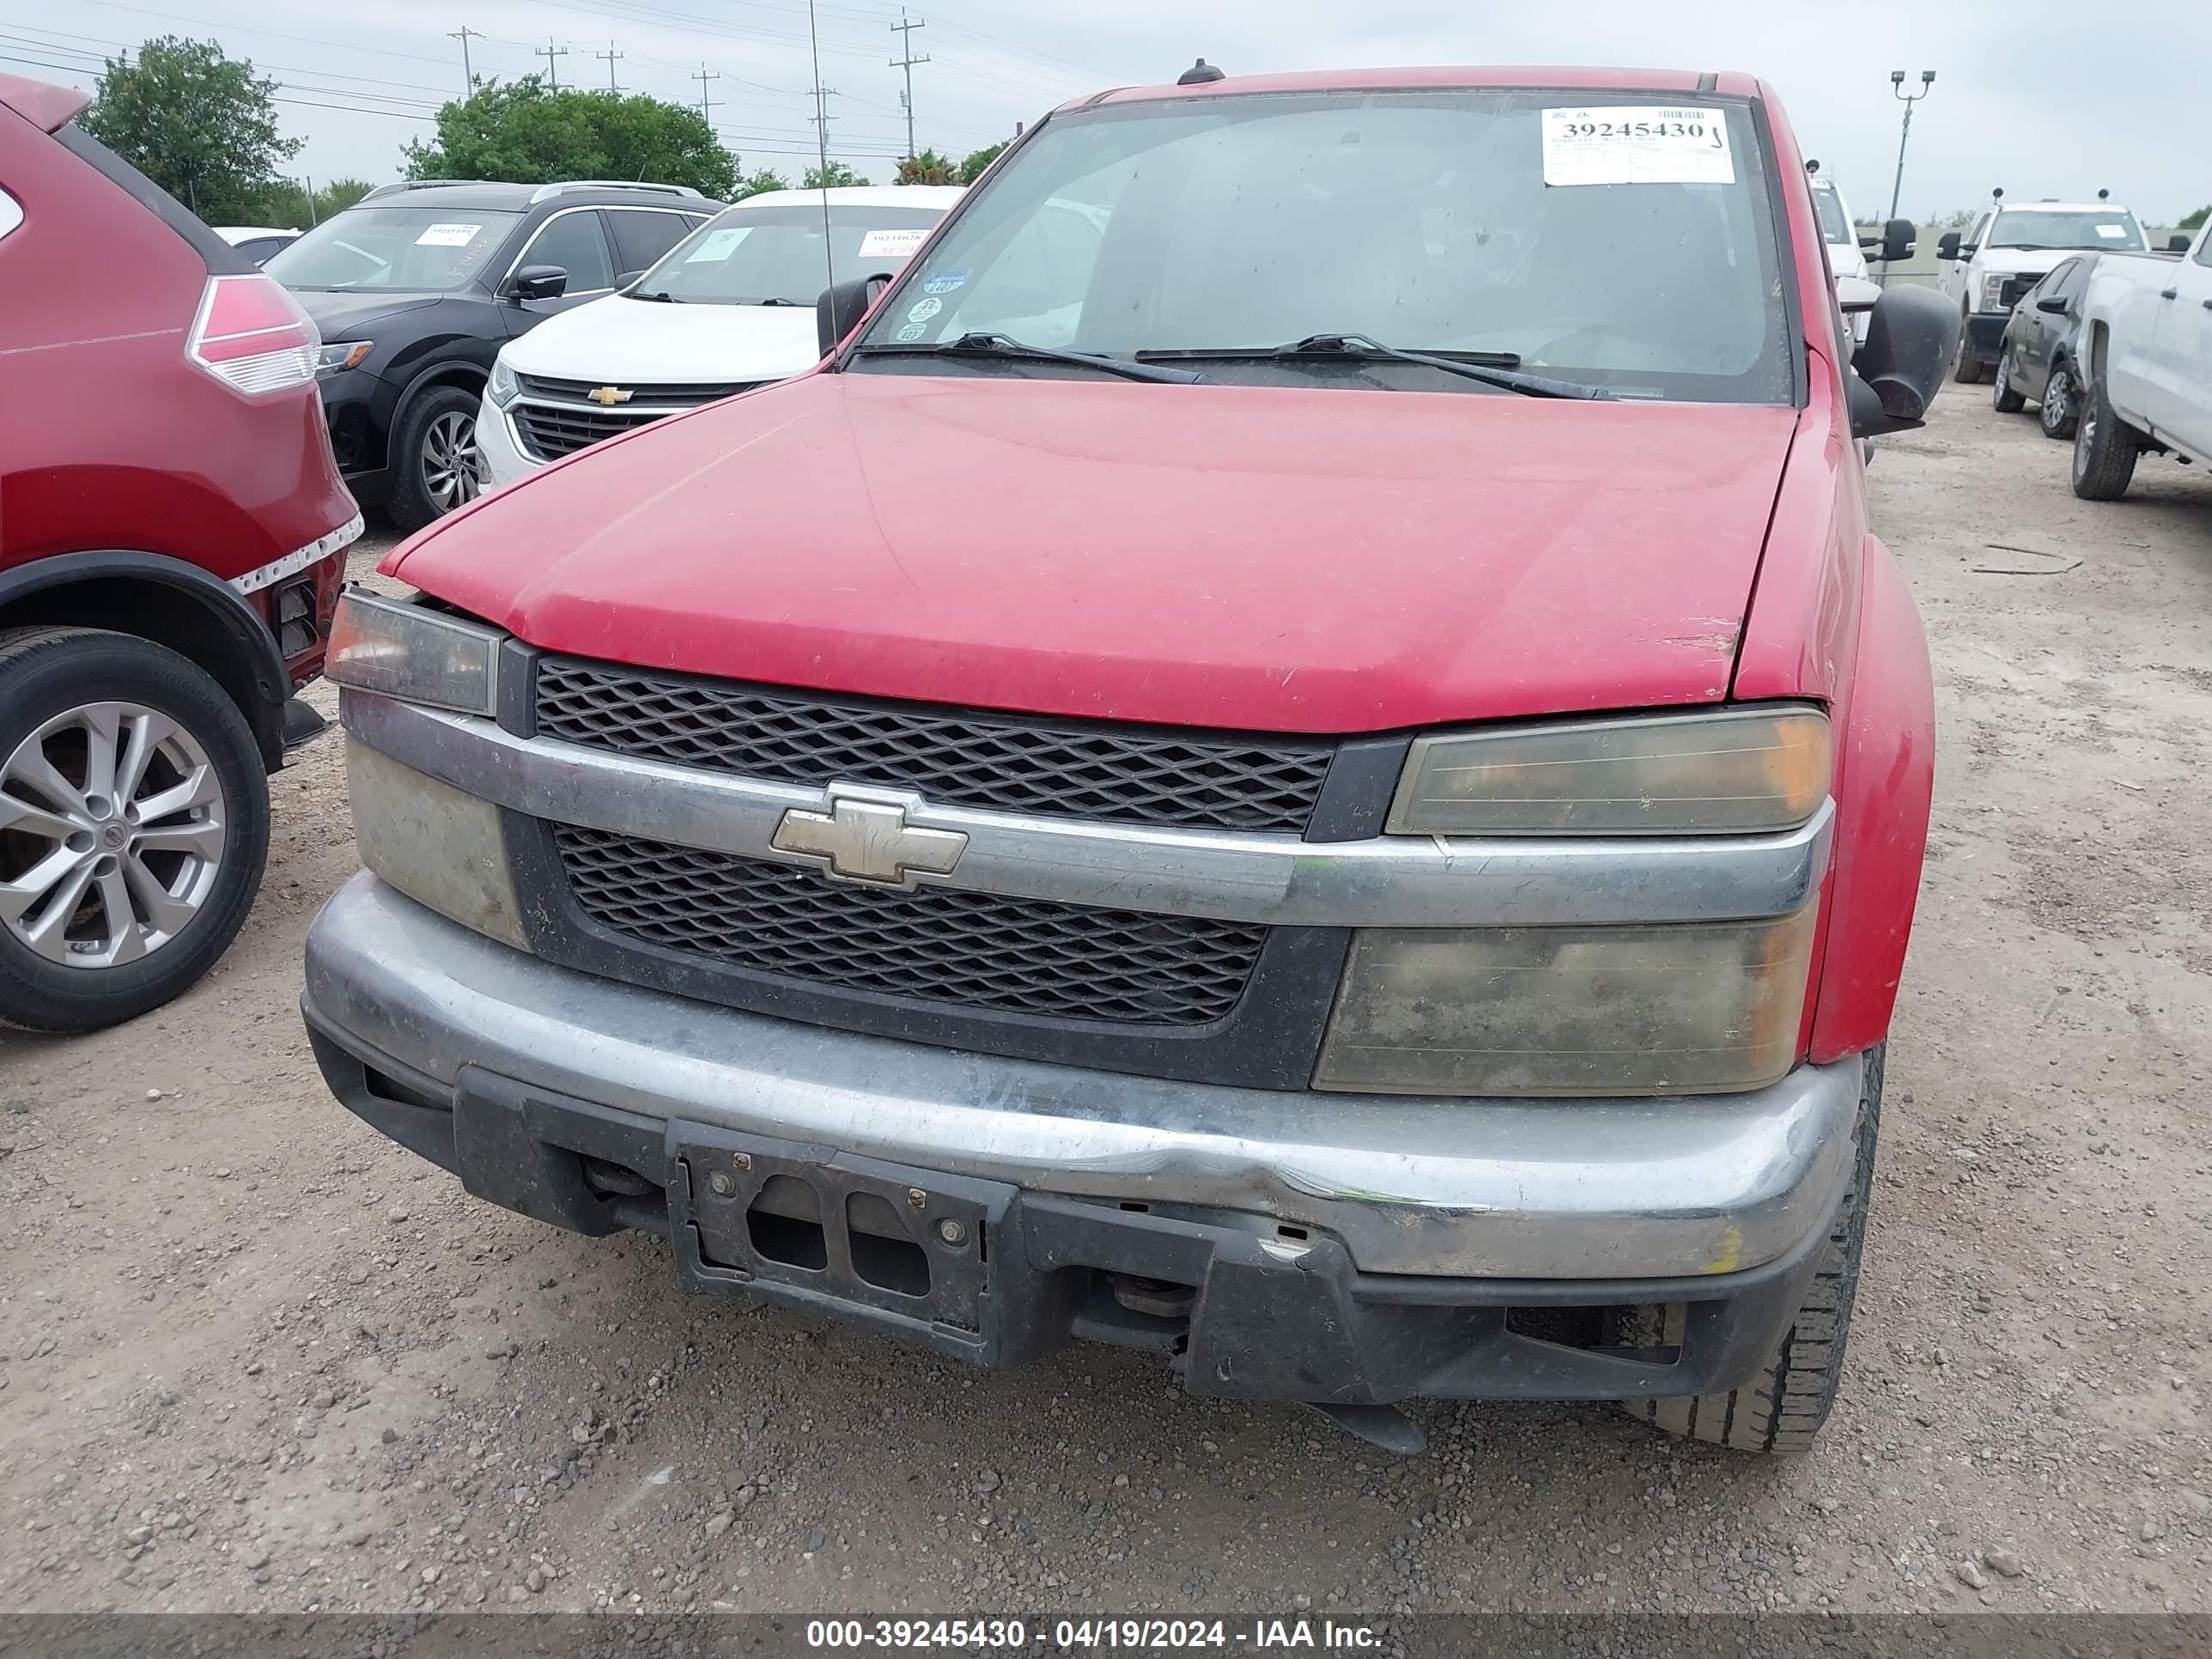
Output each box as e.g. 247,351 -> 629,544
404,76 -> 736,200
957,142 -> 1006,184
2179,204 -> 2209,231
895,148 -> 959,186
733,167 -> 788,199
79,37 -> 301,221
247,175 -> 374,228
803,159 -> 866,190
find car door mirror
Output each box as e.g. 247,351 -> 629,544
1936,231 -> 1961,260
1877,217 -> 1916,263
815,270 -> 896,357
2169,234 -> 2193,253
2035,295 -> 2069,314
505,264 -> 568,302
1846,283 -> 1960,440
616,268 -> 647,290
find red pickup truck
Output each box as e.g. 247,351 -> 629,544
305,66 -> 1955,1454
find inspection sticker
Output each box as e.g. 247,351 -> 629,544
1540,106 -> 1735,187
858,227 -> 929,258
894,321 -> 927,342
414,222 -> 483,246
921,269 -> 969,295
684,226 -> 752,262
906,295 -> 942,322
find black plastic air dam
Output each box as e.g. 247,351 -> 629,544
304,1005 -> 1829,1408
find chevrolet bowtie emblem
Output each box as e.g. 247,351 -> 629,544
587,386 -> 633,405
771,791 -> 968,886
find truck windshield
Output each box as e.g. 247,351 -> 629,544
1988,210 -> 2144,252
854,90 -> 1795,404
632,204 -> 948,305
1811,185 -> 1851,245
265,208 -> 522,291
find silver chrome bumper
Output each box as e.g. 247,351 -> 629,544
305,872 -> 1862,1281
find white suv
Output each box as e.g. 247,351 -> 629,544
478,186 -> 963,488
1937,195 -> 2148,383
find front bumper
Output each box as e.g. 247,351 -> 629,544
1964,311 -> 2009,365
304,872 -> 1863,1404
475,399 -> 542,489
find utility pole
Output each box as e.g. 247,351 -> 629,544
808,80 -> 839,175
888,9 -> 928,160
1887,70 -> 1936,225
595,40 -> 623,93
303,174 -> 316,226
690,64 -> 720,125
447,26 -> 479,98
536,37 -> 568,90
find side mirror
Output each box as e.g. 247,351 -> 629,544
616,268 -> 647,289
505,264 -> 568,302
1847,283 -> 1960,440
1878,217 -> 1916,263
815,269 -> 896,357
2035,295 -> 2069,314
1936,231 -> 1961,260
2169,234 -> 2193,253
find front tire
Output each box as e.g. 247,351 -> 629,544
1951,311 -> 1984,384
0,628 -> 270,1032
2039,361 -> 2078,439
2071,371 -> 2141,501
388,385 -> 485,533
1991,346 -> 2026,412
1624,1046 -> 1885,1454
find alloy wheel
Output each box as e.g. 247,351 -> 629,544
0,702 -> 226,969
2043,369 -> 2073,434
422,410 -> 483,512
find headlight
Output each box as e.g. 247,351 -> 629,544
1389,707 -> 1831,836
1978,272 -> 2008,312
326,590 -> 503,715
487,357 -> 519,408
1315,907 -> 1818,1097
315,341 -> 372,377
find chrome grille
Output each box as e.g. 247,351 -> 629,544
509,378 -> 761,463
515,373 -> 759,403
533,657 -> 1334,834
552,825 -> 1265,1025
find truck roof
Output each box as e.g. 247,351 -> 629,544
1996,200 -> 2135,215
1080,65 -> 1764,111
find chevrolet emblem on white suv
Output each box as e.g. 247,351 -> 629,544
587,386 -> 633,406
769,789 -> 968,886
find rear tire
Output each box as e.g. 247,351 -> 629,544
0,628 -> 269,1032
1624,1046 -> 1885,1454
2071,371 -> 2140,501
1990,346 -> 2025,412
2039,362 -> 2078,440
387,385 -> 485,533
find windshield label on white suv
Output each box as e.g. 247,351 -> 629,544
1540,106 -> 1735,188
858,228 -> 928,258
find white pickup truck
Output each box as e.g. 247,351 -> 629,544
2071,218 -> 2212,500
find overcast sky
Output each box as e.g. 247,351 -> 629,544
3,0 -> 2207,222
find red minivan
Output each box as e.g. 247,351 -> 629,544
0,73 -> 361,1031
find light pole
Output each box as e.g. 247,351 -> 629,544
1887,70 -> 1936,225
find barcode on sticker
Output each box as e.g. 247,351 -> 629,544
415,222 -> 483,246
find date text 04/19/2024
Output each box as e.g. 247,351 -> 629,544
802,1619 -> 1382,1650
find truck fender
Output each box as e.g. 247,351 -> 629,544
1808,536 -> 1934,1061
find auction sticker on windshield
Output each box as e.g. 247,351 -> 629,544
415,222 -> 483,246
859,228 -> 929,258
686,226 -> 753,262
1540,106 -> 1735,187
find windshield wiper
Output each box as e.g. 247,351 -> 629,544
856,331 -> 1212,385
630,289 -> 678,302
745,296 -> 806,307
1140,333 -> 1609,399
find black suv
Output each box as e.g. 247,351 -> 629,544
265,179 -> 719,529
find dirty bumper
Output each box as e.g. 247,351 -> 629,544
303,873 -> 1863,1405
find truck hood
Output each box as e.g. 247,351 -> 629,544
501,293 -> 823,386
1978,248 -> 2081,283
391,373 -> 1799,733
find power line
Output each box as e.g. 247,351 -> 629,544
534,36 -> 568,89
690,62 -> 720,123
887,7 -> 926,160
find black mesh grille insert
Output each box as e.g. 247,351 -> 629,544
553,825 -> 1266,1025
533,658 -> 1334,834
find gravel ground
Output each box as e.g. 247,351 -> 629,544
1,386 -> 2208,1619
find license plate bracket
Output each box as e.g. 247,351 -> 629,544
666,1122 -> 1014,1358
